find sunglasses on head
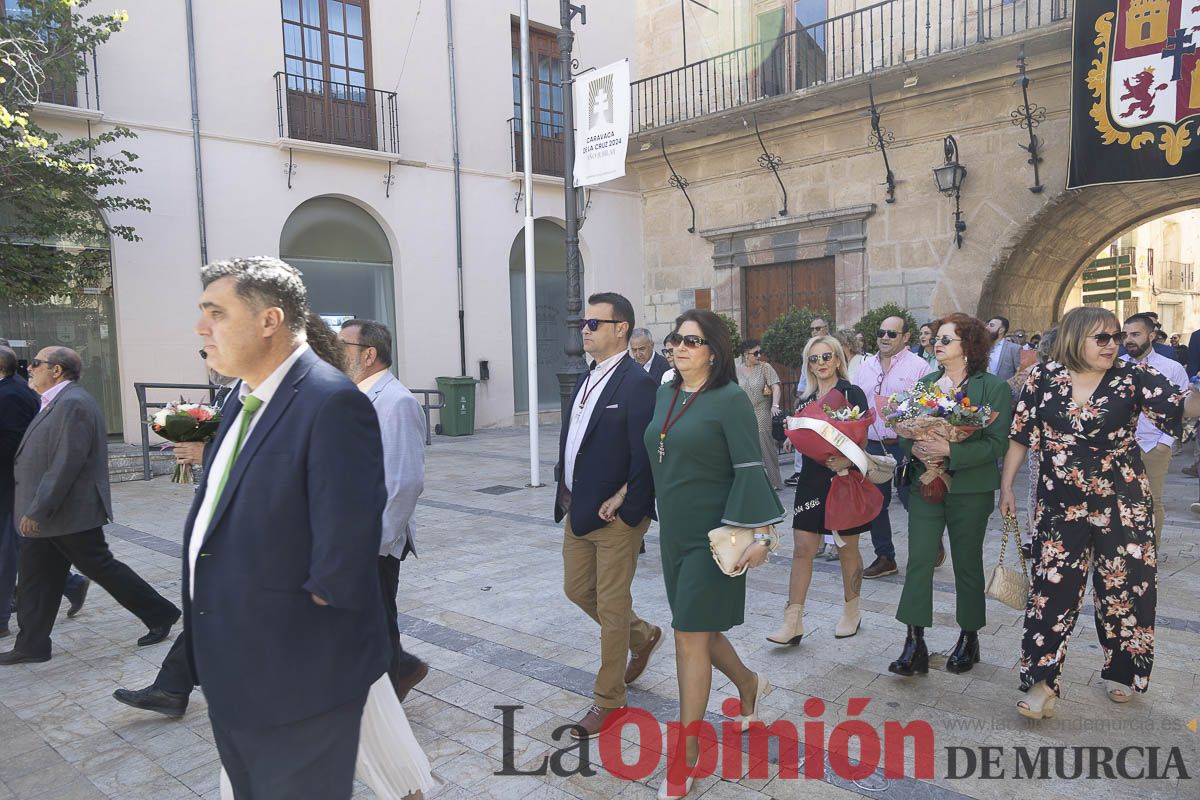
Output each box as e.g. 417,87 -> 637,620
807,352 -> 836,364
666,333 -> 707,348
579,318 -> 623,332
934,336 -> 962,346
1089,331 -> 1125,346
876,329 -> 901,339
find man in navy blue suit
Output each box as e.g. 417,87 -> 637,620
554,292 -> 661,739
185,257 -> 387,799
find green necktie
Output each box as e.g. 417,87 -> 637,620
211,394 -> 263,507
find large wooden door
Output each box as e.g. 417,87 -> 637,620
743,257 -> 835,383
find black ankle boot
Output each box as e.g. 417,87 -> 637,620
888,625 -> 929,676
945,630 -> 980,674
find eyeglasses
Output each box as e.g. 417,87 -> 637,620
934,336 -> 962,346
807,352 -> 836,364
340,341 -> 372,349
748,350 -> 762,357
666,333 -> 707,348
580,318 -> 623,332
810,326 -> 827,334
660,348 -> 674,357
29,358 -> 45,368
1089,331 -> 1125,346
876,329 -> 901,339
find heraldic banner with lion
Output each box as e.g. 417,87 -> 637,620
1068,0 -> 1200,187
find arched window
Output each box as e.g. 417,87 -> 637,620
280,197 -> 396,353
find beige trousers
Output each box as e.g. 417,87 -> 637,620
562,514 -> 654,708
1142,444 -> 1172,546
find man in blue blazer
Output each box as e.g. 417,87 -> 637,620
186,257 -> 387,799
554,292 -> 661,739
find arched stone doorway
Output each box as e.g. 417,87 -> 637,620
977,176 -> 1200,331
279,196 -> 397,341
509,219 -> 578,414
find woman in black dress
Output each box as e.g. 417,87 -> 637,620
1001,307 -> 1200,719
767,335 -> 870,646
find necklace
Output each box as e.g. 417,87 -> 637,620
576,357 -> 622,412
657,382 -> 705,462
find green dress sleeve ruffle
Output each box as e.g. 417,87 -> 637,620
719,388 -> 786,527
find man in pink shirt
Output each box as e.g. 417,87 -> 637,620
853,316 -> 936,578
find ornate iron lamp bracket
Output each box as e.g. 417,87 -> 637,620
1010,46 -> 1046,194
383,161 -> 396,198
866,84 -> 897,204
752,113 -> 787,217
661,138 -> 697,234
284,147 -> 296,189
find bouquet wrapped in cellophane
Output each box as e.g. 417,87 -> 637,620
880,387 -> 997,503
785,390 -> 883,530
148,401 -> 222,483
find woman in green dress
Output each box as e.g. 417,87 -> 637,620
645,310 -> 786,799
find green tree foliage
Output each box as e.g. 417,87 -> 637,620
0,0 -> 148,301
761,307 -> 832,370
852,303 -> 920,354
717,312 -> 741,354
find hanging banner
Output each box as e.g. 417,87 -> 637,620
573,59 -> 630,186
1067,0 -> 1200,188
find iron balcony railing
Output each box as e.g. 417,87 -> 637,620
37,48 -> 100,111
274,71 -> 399,153
632,0 -> 1072,132
508,117 -> 566,178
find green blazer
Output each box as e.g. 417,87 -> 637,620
898,370 -> 1012,495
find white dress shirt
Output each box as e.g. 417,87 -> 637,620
1122,350 -> 1189,453
188,342 -> 310,598
564,350 -> 626,487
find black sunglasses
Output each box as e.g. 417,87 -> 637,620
29,358 -> 55,369
876,329 -> 901,339
747,350 -> 762,357
807,352 -> 836,364
1089,331 -> 1125,346
933,336 -> 962,346
660,348 -> 674,357
666,333 -> 707,348
579,318 -> 624,332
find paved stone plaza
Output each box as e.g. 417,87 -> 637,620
0,426 -> 1197,800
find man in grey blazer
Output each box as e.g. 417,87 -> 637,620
0,347 -> 180,665
339,319 -> 429,700
985,316 -> 1022,382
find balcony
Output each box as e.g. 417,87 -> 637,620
632,0 -> 1072,132
1159,261 -> 1194,292
508,117 -> 565,178
274,72 -> 398,154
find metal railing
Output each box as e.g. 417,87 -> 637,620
632,0 -> 1072,131
410,389 -> 445,446
508,117 -> 566,178
1160,261 -> 1194,291
37,49 -> 100,111
274,71 -> 399,153
134,382 -> 222,481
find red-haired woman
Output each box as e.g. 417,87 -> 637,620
889,313 -> 1012,677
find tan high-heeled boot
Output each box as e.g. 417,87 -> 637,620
835,597 -> 861,638
767,603 -> 804,645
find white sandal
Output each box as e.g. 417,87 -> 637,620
1106,681 -> 1134,703
1016,681 -> 1057,720
736,673 -> 771,732
656,775 -> 694,799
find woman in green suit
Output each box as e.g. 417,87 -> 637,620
888,312 -> 1012,677
645,309 -> 785,799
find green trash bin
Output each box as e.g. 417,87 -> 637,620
435,376 -> 479,436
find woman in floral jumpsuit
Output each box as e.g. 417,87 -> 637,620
1000,307 -> 1199,719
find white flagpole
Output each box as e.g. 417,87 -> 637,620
520,0 -> 541,488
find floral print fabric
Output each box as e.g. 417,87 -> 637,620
1010,360 -> 1185,695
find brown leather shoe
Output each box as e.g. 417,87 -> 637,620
624,625 -> 663,685
863,556 -> 898,578
569,704 -> 625,740
393,660 -> 429,702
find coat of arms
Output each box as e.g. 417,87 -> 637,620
1085,0 -> 1200,165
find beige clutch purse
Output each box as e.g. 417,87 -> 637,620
708,525 -> 778,577
986,514 -> 1030,611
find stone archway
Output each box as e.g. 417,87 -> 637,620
978,176 -> 1200,331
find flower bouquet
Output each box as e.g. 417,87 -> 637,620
784,389 -> 883,531
148,402 -> 222,483
881,387 -> 997,503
